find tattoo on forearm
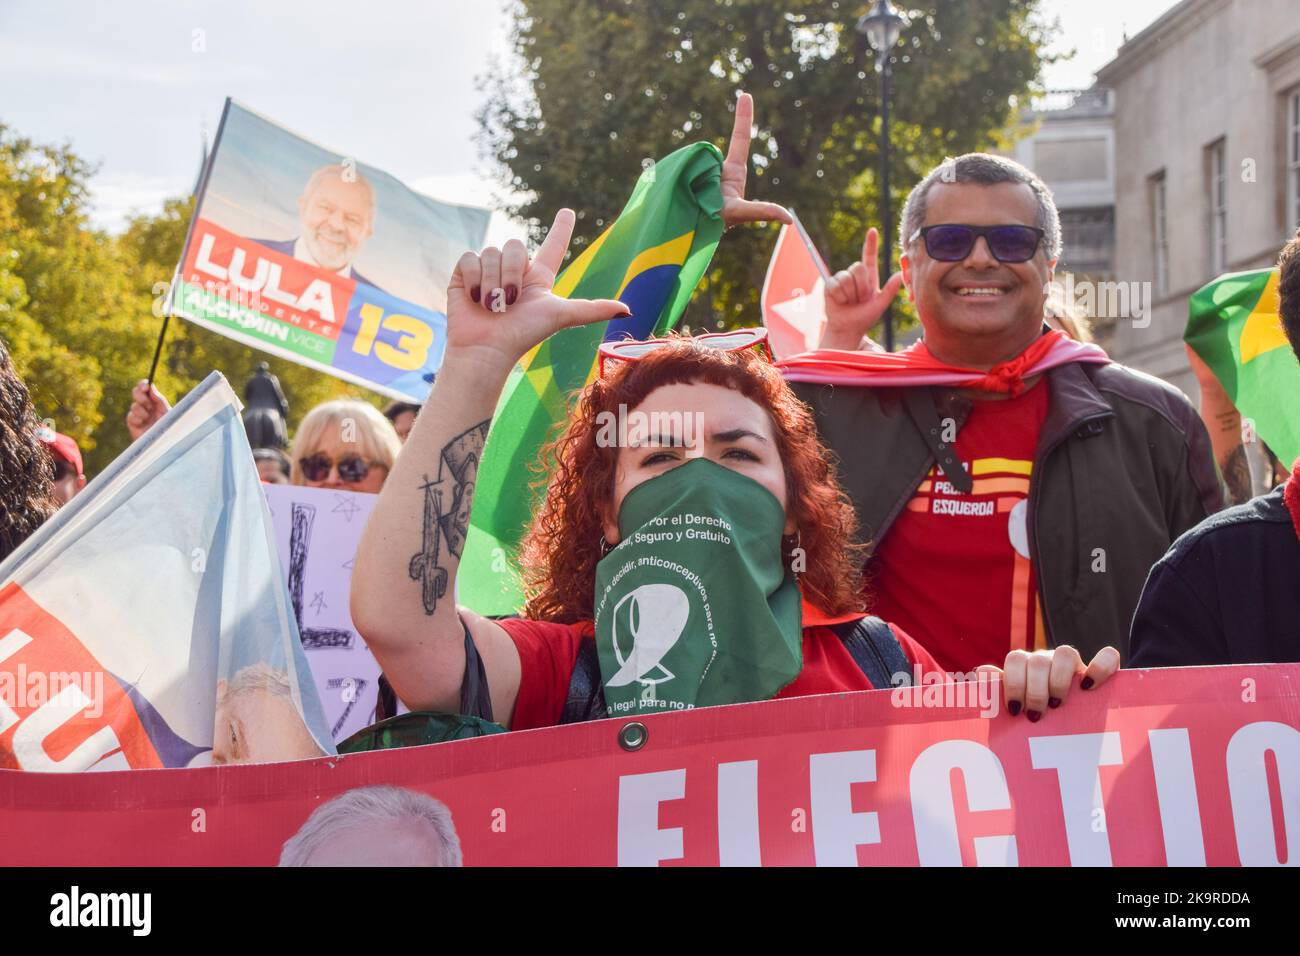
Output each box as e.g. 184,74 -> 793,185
1213,409 -> 1238,432
409,420 -> 489,614
1222,443 -> 1252,506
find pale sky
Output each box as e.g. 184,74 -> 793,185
0,0 -> 1183,240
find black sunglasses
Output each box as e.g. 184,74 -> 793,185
910,223 -> 1045,263
298,453 -> 384,484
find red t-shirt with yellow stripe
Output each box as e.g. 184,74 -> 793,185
866,380 -> 1050,672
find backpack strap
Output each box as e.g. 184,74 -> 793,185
903,386 -> 972,493
376,614 -> 495,724
830,616 -> 915,690
458,613 -> 495,723
560,639 -> 609,724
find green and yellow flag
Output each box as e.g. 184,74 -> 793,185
1185,268 -> 1300,465
459,143 -> 726,615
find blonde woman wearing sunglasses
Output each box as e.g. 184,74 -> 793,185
290,399 -> 401,493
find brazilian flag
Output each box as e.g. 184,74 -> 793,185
459,143 -> 725,614
1185,267 -> 1300,465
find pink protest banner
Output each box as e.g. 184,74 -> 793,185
0,665 -> 1296,866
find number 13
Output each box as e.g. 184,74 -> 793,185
351,303 -> 433,371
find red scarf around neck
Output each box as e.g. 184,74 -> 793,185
777,329 -> 1110,397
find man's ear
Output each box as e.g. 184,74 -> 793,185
900,251 -> 914,300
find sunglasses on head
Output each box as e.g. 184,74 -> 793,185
597,328 -> 774,379
298,453 -> 384,484
910,223 -> 1045,263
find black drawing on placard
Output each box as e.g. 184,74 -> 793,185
289,502 -> 355,650
326,676 -> 369,738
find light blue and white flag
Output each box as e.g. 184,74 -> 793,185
0,373 -> 334,771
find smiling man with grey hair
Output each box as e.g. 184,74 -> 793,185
279,785 -> 463,867
787,151 -> 1222,684
255,163 -> 386,293
898,153 -> 1063,264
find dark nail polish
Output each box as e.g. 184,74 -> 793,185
470,285 -> 481,303
1007,700 -> 1021,716
1027,710 -> 1042,722
505,285 -> 518,306
1048,696 -> 1062,709
1081,676 -> 1095,690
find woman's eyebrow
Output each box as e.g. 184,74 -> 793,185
628,432 -> 687,447
708,428 -> 767,443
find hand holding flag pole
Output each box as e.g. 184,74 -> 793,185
126,379 -> 172,442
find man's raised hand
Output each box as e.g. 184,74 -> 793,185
820,226 -> 905,351
445,208 -> 629,372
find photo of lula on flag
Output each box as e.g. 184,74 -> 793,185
0,374 -> 335,771
1185,267 -> 1300,465
165,99 -> 491,402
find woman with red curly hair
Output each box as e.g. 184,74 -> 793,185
352,208 -> 1119,730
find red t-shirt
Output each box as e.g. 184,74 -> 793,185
499,606 -> 942,731
867,380 -> 1050,673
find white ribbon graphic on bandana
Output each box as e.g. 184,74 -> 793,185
604,583 -> 690,688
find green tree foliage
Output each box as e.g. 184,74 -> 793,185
1,124 -> 128,465
479,0 -> 1058,329
0,125 -> 379,477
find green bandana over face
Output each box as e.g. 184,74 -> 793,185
593,458 -> 803,716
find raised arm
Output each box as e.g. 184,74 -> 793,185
350,209 -> 629,723
1185,343 -> 1252,504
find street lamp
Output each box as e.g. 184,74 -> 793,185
858,0 -> 904,352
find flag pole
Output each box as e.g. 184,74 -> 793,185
146,313 -> 170,388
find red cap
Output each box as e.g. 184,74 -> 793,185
38,428 -> 84,478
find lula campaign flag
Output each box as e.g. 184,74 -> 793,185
264,483 -> 384,743
1185,267 -> 1300,465
761,210 -> 830,359
0,373 -> 334,771
166,99 -> 491,402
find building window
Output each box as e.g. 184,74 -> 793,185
1150,171 -> 1169,296
1058,207 -> 1114,276
1288,89 -> 1300,236
1207,138 -> 1227,275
